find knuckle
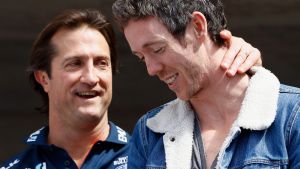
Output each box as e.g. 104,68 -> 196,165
255,48 -> 261,55
238,37 -> 244,42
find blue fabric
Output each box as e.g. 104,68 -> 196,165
0,122 -> 130,169
128,84 -> 300,169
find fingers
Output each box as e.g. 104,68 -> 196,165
220,29 -> 232,43
226,42 -> 252,77
237,48 -> 262,74
221,37 -> 244,71
219,31 -> 263,77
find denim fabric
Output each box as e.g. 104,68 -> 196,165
129,85 -> 300,169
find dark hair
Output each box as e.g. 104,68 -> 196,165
28,9 -> 117,114
112,0 -> 227,46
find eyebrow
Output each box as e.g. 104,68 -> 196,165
131,39 -> 166,56
62,54 -> 110,64
142,40 -> 165,49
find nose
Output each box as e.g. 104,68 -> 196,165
80,65 -> 98,86
145,57 -> 163,76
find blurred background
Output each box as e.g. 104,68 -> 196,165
0,0 -> 299,162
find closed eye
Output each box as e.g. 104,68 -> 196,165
138,56 -> 145,62
132,52 -> 145,62
153,47 -> 165,54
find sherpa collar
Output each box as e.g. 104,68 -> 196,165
147,66 -> 280,132
146,67 -> 280,169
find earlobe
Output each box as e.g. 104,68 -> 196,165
34,71 -> 50,92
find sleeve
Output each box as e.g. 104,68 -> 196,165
128,115 -> 149,169
287,100 -> 300,168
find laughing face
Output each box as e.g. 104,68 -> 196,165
124,17 -> 211,100
37,25 -> 112,126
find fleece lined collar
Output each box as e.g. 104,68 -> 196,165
147,67 -> 280,169
148,66 -> 280,132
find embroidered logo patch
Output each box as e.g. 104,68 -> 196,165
35,162 -> 46,169
116,126 -> 127,143
0,159 -> 20,169
115,164 -> 127,169
27,127 -> 44,142
113,156 -> 128,166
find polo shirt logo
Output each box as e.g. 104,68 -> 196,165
116,126 -> 127,143
27,127 -> 44,142
0,159 -> 19,169
114,156 -> 128,169
115,164 -> 127,169
35,162 -> 46,169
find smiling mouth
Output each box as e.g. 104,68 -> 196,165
76,91 -> 100,99
165,73 -> 179,85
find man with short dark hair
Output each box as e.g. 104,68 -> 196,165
112,0 -> 300,168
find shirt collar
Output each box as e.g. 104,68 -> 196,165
105,121 -> 129,145
25,122 -> 129,145
25,126 -> 48,145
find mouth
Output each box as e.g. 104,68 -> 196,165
75,91 -> 100,99
164,73 -> 179,85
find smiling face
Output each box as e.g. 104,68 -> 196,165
124,17 -> 211,100
36,25 -> 112,127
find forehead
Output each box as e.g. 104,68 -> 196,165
124,17 -> 175,49
50,25 -> 110,59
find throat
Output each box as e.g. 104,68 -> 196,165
193,118 -> 230,169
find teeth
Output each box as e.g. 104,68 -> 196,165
165,73 -> 178,84
77,91 -> 97,96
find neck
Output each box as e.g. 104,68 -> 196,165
48,112 -> 109,168
190,47 -> 250,130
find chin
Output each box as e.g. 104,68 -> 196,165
78,107 -> 102,117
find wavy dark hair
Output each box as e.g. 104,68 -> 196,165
112,0 -> 227,46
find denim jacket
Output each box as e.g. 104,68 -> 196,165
129,67 -> 300,169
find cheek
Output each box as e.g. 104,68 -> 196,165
100,73 -> 113,89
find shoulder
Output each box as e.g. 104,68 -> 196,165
277,84 -> 300,117
276,85 -> 300,140
132,100 -> 174,139
0,146 -> 38,169
135,102 -> 170,129
279,84 -> 300,101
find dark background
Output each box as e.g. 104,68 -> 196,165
0,0 -> 299,162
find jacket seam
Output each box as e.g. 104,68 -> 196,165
232,158 -> 289,169
141,115 -> 149,159
286,100 -> 300,146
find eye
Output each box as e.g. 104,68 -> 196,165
94,58 -> 110,69
138,56 -> 145,63
133,52 -> 145,63
153,47 -> 165,54
65,59 -> 82,71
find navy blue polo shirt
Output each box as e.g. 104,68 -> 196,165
0,122 -> 130,169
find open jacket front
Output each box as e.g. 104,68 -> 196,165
129,67 -> 300,169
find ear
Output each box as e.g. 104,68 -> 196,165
191,11 -> 208,39
34,70 -> 50,93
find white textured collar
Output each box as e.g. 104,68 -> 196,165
147,66 -> 280,132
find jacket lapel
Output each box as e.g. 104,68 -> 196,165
147,99 -> 195,169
